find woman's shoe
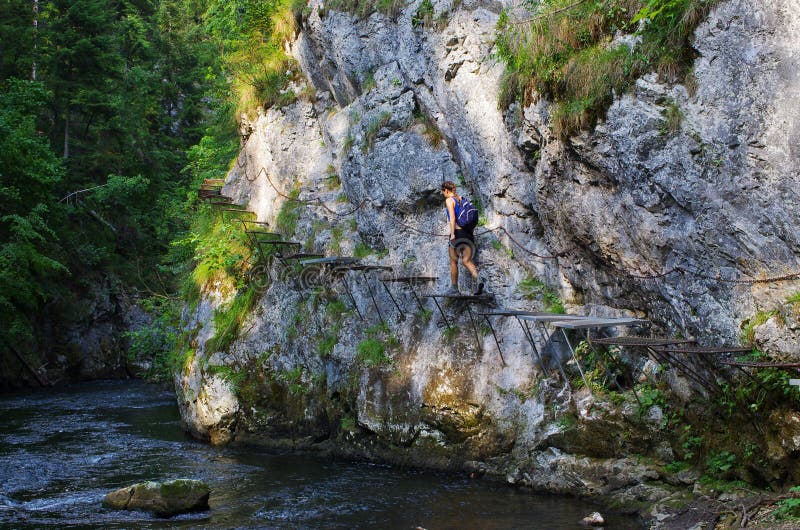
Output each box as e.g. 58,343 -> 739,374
472,275 -> 485,295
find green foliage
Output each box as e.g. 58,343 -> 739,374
340,413 -> 357,433
356,321 -> 395,367
206,285 -> 260,353
0,80 -> 63,214
636,384 -> 667,416
184,134 -> 239,185
123,298 -> 183,381
605,389 -> 627,406
366,321 -> 390,337
517,275 -> 565,314
326,0 -> 405,19
330,226 -> 344,254
411,0 -> 434,28
682,431 -> 704,461
325,298 -> 350,322
774,497 -> 800,521
412,107 -> 445,148
704,450 -> 737,479
442,325 -> 459,341
354,242 -> 389,259
660,100 -> 684,134
354,242 -> 372,259
324,165 -> 341,190
205,0 -> 302,116
740,310 -> 779,344
556,414 -> 578,430
356,338 -> 390,367
317,331 -> 338,358
315,294 -> 347,358
278,366 -> 308,395
276,188 -> 302,237
0,80 -> 66,347
787,291 -> 800,307
495,0 -> 718,137
0,0 -> 244,374
664,460 -> 690,473
716,359 -> 800,416
417,307 -> 433,323
207,364 -> 248,392
774,487 -> 800,520
305,220 -> 326,252
361,70 -> 376,92
182,213 -> 250,289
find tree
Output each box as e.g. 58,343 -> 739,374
0,79 -> 66,347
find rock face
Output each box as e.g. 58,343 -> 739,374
0,280 -> 149,390
103,479 -> 210,517
175,0 -> 800,522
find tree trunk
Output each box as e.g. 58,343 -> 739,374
31,0 -> 38,81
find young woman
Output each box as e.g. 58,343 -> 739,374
442,181 -> 484,295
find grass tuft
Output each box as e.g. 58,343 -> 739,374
660,100 -> 684,134
326,0 -> 405,19
740,310 -> 779,345
786,291 -> 800,307
363,111 -> 392,153
276,188 -> 302,237
517,275 -> 565,314
206,285 -> 260,353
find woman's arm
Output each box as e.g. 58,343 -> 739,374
446,197 -> 457,240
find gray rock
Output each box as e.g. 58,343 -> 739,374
766,410 -> 800,462
754,313 -> 800,358
103,479 -> 210,517
581,511 -> 605,526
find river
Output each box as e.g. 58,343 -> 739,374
0,380 -> 642,529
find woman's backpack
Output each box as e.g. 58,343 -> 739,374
455,196 -> 479,229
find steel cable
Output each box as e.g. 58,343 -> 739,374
230,149 -> 800,283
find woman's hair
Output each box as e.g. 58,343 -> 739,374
441,181 -> 457,192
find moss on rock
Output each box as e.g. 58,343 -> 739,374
103,479 -> 210,517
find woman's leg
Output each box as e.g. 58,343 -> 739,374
460,244 -> 478,278
448,244 -> 459,286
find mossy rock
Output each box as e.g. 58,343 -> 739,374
103,479 -> 210,517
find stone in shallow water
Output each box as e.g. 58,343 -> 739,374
581,511 -> 605,526
103,479 -> 210,517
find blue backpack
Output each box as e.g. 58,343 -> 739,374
454,196 -> 479,229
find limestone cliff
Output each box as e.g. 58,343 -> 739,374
175,0 -> 800,523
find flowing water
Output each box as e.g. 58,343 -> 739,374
0,380 -> 642,529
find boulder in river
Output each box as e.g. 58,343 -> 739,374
581,511 -> 605,526
103,479 -> 210,516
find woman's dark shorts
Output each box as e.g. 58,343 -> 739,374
450,227 -> 476,254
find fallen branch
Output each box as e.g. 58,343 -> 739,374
84,204 -> 118,232
2,340 -> 50,387
59,183 -> 110,203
